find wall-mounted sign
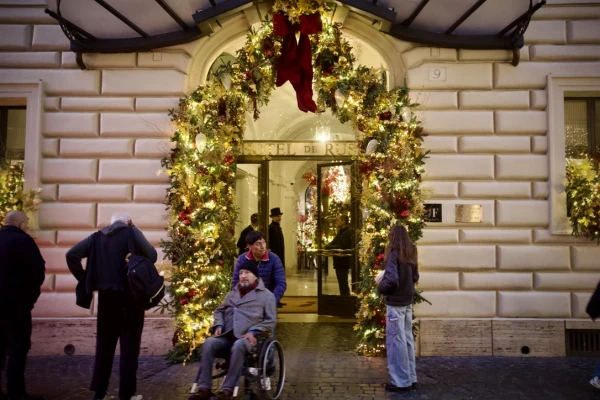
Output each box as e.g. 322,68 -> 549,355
241,141 -> 357,157
424,204 -> 442,222
455,204 -> 483,223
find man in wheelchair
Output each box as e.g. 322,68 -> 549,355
190,260 -> 277,400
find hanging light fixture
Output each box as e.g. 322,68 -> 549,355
315,115 -> 331,142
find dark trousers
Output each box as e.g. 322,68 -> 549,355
0,310 -> 32,399
335,268 -> 350,296
90,290 -> 144,400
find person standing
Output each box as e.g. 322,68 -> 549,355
233,231 -> 286,309
325,215 -> 354,296
66,212 -> 157,400
586,279 -> 600,390
268,207 -> 284,267
0,211 -> 46,400
267,208 -> 286,308
236,213 -> 259,255
377,225 -> 419,393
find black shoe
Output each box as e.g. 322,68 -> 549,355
385,383 -> 411,393
277,302 -> 284,308
411,383 -> 418,390
278,302 -> 286,306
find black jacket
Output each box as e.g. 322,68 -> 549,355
0,225 -> 46,316
587,280 -> 600,321
66,222 -> 157,293
237,225 -> 255,255
377,250 -> 419,307
325,226 -> 354,269
268,221 -> 285,267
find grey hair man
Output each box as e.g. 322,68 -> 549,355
0,210 -> 46,400
66,213 -> 157,400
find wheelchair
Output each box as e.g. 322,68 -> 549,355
190,334 -> 285,399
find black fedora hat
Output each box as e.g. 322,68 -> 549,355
270,207 -> 283,217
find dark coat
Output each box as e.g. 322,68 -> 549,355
586,280 -> 600,321
232,251 -> 287,303
325,226 -> 354,269
66,222 -> 157,294
212,278 -> 276,338
377,250 -> 419,307
237,225 -> 255,255
268,221 -> 285,267
0,225 -> 46,316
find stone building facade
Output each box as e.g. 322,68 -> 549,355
1,0 -> 600,357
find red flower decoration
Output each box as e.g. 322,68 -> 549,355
178,210 -> 187,221
378,111 -> 392,120
376,253 -> 385,262
197,165 -> 209,175
179,298 -> 189,306
400,210 -> 410,218
187,289 -> 197,298
224,154 -> 235,165
182,218 -> 192,226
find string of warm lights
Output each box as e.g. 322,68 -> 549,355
161,0 -> 428,361
0,162 -> 40,227
565,155 -> 600,243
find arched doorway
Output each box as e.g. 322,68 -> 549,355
202,31 -> 390,317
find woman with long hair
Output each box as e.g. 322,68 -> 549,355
377,225 -> 419,393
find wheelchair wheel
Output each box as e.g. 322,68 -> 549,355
211,357 -> 228,393
257,339 -> 285,399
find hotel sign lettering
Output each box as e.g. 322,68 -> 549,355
241,141 -> 357,157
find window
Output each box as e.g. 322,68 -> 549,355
564,97 -> 600,158
0,106 -> 26,162
548,77 -> 600,235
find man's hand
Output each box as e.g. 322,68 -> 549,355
241,332 -> 256,346
214,327 -> 222,336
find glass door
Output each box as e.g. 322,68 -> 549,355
235,161 -> 269,255
316,161 -> 359,318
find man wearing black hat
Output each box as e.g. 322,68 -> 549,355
268,207 -> 285,267
268,207 -> 286,308
190,259 -> 276,400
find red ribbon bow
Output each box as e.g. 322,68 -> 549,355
273,12 -> 322,113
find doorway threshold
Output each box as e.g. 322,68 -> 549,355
277,313 -> 356,323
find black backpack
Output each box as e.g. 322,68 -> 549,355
126,228 -> 165,310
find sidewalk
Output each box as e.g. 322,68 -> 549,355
6,323 -> 600,400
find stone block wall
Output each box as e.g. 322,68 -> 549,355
1,0 -> 600,356
404,1 -> 600,356
0,1 -> 185,355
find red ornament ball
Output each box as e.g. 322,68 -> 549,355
224,154 -> 235,165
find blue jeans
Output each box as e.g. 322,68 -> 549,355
595,362 -> 600,377
386,304 -> 417,388
199,336 -> 252,392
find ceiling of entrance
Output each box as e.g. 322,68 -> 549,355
45,0 -> 544,60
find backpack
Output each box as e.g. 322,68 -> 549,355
126,228 -> 165,310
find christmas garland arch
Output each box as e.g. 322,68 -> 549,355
161,0 -> 428,360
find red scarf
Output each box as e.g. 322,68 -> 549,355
238,280 -> 259,298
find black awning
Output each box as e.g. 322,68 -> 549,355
45,0 -> 546,69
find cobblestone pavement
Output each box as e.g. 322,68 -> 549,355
4,323 -> 600,400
